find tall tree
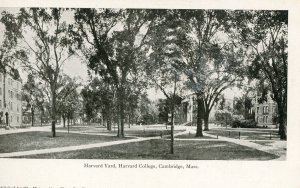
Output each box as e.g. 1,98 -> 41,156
0,10 -> 23,75
235,10 -> 288,139
57,75 -> 80,128
81,77 -> 116,130
169,10 -> 240,133
22,74 -> 45,127
146,10 -> 184,153
3,8 -> 76,137
72,9 -> 156,137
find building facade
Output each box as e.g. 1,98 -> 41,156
0,72 -> 23,127
176,92 -> 278,128
254,95 -> 277,128
180,94 -> 234,126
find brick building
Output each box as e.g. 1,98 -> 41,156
0,72 -> 23,127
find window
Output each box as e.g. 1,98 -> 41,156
10,102 -> 13,110
263,106 -> 269,114
257,107 -> 259,114
266,116 -> 268,123
0,87 -> 2,95
17,116 -> 19,123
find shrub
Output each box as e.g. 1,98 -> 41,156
215,110 -> 233,127
231,120 -> 240,128
231,119 -> 257,128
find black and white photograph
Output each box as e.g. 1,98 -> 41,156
0,7 -> 287,160
0,0 -> 299,187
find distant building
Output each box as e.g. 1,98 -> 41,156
179,94 -> 196,125
176,91 -> 278,128
0,72 -> 23,127
22,101 -> 60,126
254,94 -> 277,128
179,94 -> 234,125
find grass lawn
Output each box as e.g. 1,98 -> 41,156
124,130 -> 183,137
207,129 -> 281,140
18,139 -> 278,160
57,126 -> 184,137
250,141 -> 275,146
0,131 -> 131,153
175,133 -> 216,139
56,126 -> 109,133
214,127 -> 279,132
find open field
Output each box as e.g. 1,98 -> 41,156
175,133 -> 216,139
17,139 -> 278,160
0,131 -> 131,153
57,125 -> 185,137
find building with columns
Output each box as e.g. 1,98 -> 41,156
0,72 -> 23,127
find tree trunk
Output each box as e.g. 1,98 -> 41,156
278,102 -> 287,140
128,114 -> 131,128
120,99 -> 125,137
195,95 -> 204,137
67,115 -> 70,133
106,108 -> 112,131
31,108 -> 34,127
62,115 -> 66,128
51,93 -> 57,137
107,117 -> 112,131
203,112 -> 209,131
170,108 -> 175,154
117,86 -> 125,137
102,114 -> 106,127
40,112 -> 43,127
41,110 -> 44,127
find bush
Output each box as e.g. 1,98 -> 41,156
232,115 -> 244,121
231,119 -> 257,128
231,120 -> 240,128
215,110 -> 233,127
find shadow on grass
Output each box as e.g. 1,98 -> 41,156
18,139 -> 278,160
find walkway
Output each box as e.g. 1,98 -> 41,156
204,132 -> 286,160
180,127 -> 286,160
